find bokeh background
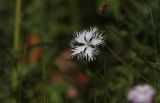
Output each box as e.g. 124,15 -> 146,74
0,0 -> 160,103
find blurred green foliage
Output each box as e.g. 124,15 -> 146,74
0,0 -> 160,103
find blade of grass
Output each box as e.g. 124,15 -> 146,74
148,4 -> 159,88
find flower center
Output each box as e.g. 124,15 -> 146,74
85,42 -> 94,48
86,42 -> 91,46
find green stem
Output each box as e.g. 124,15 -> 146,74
14,0 -> 21,51
12,0 -> 21,102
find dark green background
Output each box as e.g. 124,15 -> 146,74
0,0 -> 160,103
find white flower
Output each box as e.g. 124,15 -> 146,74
127,84 -> 155,103
70,27 -> 104,61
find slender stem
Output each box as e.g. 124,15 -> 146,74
14,0 -> 21,51
12,0 -> 21,103
107,27 -> 160,73
146,0 -> 158,66
149,8 -> 158,64
13,0 -> 22,88
105,44 -> 151,84
148,6 -> 159,87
